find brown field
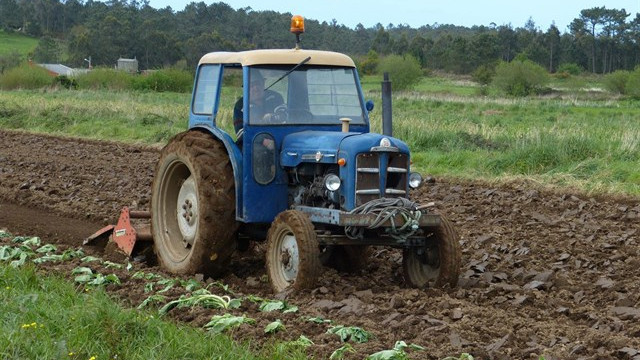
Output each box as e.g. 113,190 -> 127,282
1,129 -> 639,359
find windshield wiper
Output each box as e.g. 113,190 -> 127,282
265,56 -> 311,91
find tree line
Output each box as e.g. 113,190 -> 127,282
1,0 -> 639,75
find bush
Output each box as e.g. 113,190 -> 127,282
359,50 -> 379,76
0,63 -> 53,90
377,54 -> 422,91
604,70 -> 630,94
132,69 -> 192,92
471,64 -> 496,85
492,59 -> 549,96
625,67 -> 640,99
75,68 -> 134,90
557,63 -> 583,76
0,51 -> 22,74
54,75 -> 78,90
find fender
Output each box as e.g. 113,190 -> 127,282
191,125 -> 244,220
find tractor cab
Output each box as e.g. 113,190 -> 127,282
188,49 -> 375,224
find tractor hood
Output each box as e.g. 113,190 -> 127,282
280,130 -> 409,167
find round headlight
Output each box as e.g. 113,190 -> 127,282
409,172 -> 423,189
324,174 -> 341,191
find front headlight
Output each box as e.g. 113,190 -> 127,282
409,172 -> 423,189
324,174 -> 341,191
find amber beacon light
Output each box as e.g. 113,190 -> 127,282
291,15 -> 305,49
290,15 -> 305,34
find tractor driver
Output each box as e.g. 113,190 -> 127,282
233,72 -> 284,144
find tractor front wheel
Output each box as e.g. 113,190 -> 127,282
266,210 -> 321,293
151,130 -> 237,276
403,215 -> 461,288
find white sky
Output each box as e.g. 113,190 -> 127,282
146,0 -> 639,32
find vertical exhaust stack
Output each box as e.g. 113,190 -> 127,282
382,72 -> 392,136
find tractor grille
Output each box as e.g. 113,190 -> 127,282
355,152 -> 409,206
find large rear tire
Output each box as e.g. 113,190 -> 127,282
266,210 -> 321,293
403,215 -> 461,288
151,130 -> 237,276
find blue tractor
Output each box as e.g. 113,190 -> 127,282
150,17 -> 461,293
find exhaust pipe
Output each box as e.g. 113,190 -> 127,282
382,72 -> 392,137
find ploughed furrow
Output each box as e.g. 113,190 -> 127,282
1,128 -> 639,359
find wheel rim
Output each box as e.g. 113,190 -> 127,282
177,176 -> 198,245
278,233 -> 299,283
158,159 -> 193,262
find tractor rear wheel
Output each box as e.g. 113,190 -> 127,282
151,130 -> 237,276
266,210 -> 321,293
403,215 -> 461,288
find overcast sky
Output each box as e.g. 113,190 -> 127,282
143,0 -> 639,32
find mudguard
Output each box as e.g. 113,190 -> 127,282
191,125 -> 244,220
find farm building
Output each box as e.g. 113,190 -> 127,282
37,63 -> 89,77
117,58 -> 138,73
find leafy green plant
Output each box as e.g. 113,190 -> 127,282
264,320 -> 285,334
204,314 -> 255,334
158,289 -> 241,315
12,236 -> 41,247
308,317 -> 333,324
81,256 -> 102,263
72,267 -> 120,286
330,343 -> 356,360
258,300 -> 298,313
367,341 -> 425,360
33,248 -> 84,264
327,325 -> 371,343
137,294 -> 168,310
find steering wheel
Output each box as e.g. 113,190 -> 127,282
272,104 -> 288,123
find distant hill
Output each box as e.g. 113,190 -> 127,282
0,31 -> 38,56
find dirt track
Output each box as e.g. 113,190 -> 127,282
1,128 -> 639,359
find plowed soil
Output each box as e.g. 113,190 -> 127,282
1,128 -> 639,360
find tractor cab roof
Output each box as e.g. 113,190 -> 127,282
198,49 -> 355,68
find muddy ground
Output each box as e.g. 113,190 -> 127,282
1,128 -> 639,359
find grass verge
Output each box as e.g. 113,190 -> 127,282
0,262 -> 311,360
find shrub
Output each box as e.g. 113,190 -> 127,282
557,63 -> 583,76
75,68 -> 133,90
471,64 -> 496,85
492,59 -> 549,96
132,69 -> 192,93
0,51 -> 22,74
377,54 -> 422,91
0,64 -> 53,90
359,50 -> 379,76
604,70 -> 630,94
625,67 -> 640,99
54,75 -> 78,90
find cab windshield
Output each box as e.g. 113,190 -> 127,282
248,66 -> 366,126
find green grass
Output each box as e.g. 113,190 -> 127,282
0,262 -> 307,360
0,30 -> 38,56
